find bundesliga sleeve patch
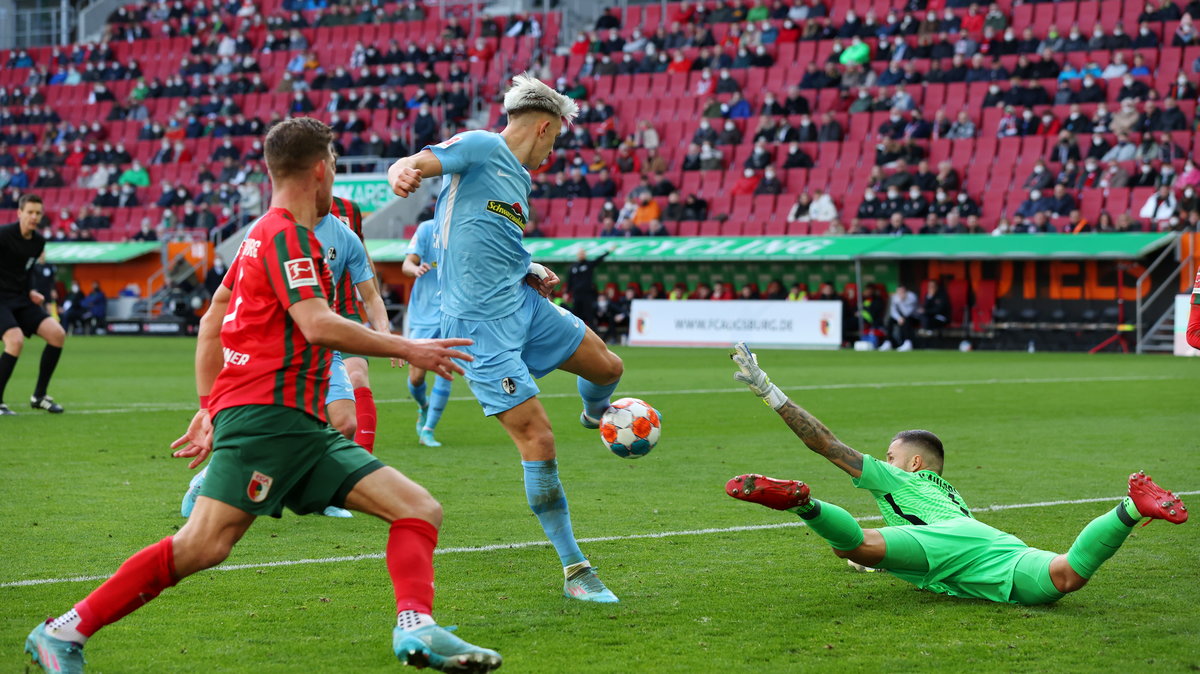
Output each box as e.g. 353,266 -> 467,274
284,258 -> 319,289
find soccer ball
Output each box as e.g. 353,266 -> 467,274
599,398 -> 661,459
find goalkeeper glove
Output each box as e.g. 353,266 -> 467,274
730,341 -> 788,411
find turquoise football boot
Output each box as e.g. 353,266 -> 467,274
415,404 -> 429,439
180,466 -> 208,518
579,410 -> 601,429
25,623 -> 84,674
563,565 -> 619,603
393,624 -> 501,672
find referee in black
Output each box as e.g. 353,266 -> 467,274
0,194 -> 66,415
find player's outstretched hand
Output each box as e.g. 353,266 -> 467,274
404,337 -> 473,380
389,164 -> 422,198
730,342 -> 788,410
171,408 -> 214,469
411,262 -> 431,278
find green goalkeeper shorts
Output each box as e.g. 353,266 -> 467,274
878,518 -> 1064,604
203,405 -> 384,518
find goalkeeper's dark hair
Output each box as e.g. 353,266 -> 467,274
893,430 -> 944,467
264,117 -> 334,179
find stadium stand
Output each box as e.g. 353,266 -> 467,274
1,0 -> 1199,243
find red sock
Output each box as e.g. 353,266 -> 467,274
354,386 -> 377,453
75,537 -> 178,637
388,519 -> 438,614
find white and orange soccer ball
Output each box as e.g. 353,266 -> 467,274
599,397 -> 661,459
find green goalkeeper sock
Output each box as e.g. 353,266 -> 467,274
1065,498 -> 1142,580
788,499 -> 865,552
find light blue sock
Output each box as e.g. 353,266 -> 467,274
577,376 -> 619,419
522,459 -> 585,567
424,376 -> 451,431
408,379 -> 428,409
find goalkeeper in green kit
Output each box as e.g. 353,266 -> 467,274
724,342 -> 1188,605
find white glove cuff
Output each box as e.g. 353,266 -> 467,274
763,384 -> 788,411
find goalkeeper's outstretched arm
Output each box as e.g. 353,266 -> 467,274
730,342 -> 865,478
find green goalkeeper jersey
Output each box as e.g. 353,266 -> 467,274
852,455 -> 973,526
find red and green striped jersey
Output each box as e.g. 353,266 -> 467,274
329,195 -> 367,322
330,195 -> 363,241
209,208 -> 334,422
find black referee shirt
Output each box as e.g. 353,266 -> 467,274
0,222 -> 45,300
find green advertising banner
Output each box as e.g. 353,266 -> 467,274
367,237 -> 885,262
522,237 -> 886,262
331,174 -> 396,213
858,232 -> 1174,259
367,239 -> 414,261
367,234 -> 1174,263
44,242 -> 161,263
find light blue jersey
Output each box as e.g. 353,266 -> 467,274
314,213 -> 373,289
404,219 -> 441,330
426,130 -> 532,321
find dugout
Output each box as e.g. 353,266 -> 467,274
44,241 -> 215,332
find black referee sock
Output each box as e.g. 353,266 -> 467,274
0,352 -> 16,404
34,345 -> 61,399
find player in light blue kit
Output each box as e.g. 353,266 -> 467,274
403,219 -> 451,447
180,206 -> 389,519
387,74 -> 626,603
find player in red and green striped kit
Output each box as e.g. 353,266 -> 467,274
24,118 -> 501,674
724,342 -> 1187,606
328,194 -> 386,453
1187,268 -> 1200,350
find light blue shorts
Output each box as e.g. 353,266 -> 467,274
441,285 -> 587,416
408,323 -> 442,340
325,351 -> 355,404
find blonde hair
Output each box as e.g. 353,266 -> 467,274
504,72 -> 579,124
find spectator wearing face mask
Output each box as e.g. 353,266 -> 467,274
901,187 -> 929,219
930,190 -> 955,218
955,192 -> 981,218
716,119 -> 743,145
1131,160 -> 1161,188
729,168 -> 761,196
880,187 -> 906,218
1178,186 -> 1199,214
755,168 -> 783,196
1016,189 -> 1052,218
1023,160 -> 1055,190
857,189 -> 884,221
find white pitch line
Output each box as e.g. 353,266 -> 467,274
61,374 -> 1185,415
4,490 -> 1194,589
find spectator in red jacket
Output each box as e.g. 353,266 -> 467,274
729,168 -> 761,196
667,50 -> 693,73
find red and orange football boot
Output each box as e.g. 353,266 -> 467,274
725,474 -> 811,511
1127,471 -> 1188,525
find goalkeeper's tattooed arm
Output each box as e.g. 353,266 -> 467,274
776,400 -> 865,478
730,341 -> 864,477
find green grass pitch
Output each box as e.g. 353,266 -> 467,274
1,338 -> 1198,672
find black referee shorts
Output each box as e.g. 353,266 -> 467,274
0,297 -> 51,337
